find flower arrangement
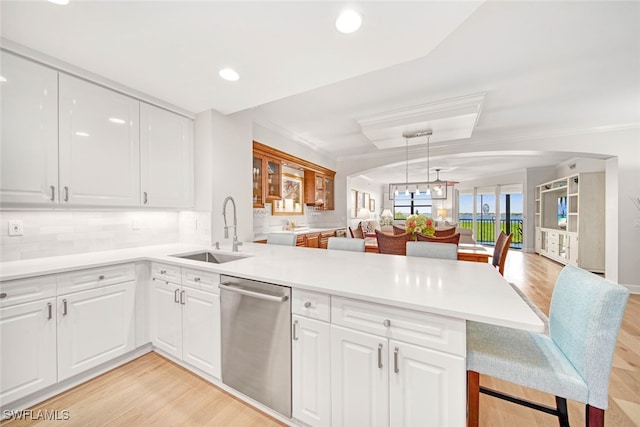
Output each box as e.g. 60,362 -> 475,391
405,214 -> 435,237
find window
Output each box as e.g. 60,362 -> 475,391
393,192 -> 432,219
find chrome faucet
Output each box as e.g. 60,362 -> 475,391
222,196 -> 242,252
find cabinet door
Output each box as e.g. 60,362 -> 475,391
0,52 -> 59,205
0,299 -> 57,404
569,234 -> 579,265
140,103 -> 193,208
292,316 -> 331,427
265,158 -> 282,202
389,340 -> 465,427
324,176 -> 334,210
253,154 -> 265,207
57,282 -> 135,381
150,279 -> 182,359
59,74 -> 140,206
182,287 -> 220,378
331,325 -> 388,427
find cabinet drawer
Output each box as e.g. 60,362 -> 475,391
331,296 -> 465,356
151,262 -> 181,283
57,264 -> 135,296
182,268 -> 220,294
292,289 -> 330,322
0,276 -> 56,308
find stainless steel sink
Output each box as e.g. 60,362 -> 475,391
171,251 -> 248,264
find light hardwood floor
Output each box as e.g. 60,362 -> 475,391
2,251 -> 638,427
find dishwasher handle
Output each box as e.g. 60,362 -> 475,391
219,283 -> 289,303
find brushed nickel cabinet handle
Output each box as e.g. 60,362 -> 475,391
180,290 -> 185,305
293,320 -> 299,341
394,347 -> 399,374
194,277 -> 201,282
50,185 -> 56,202
160,270 -> 166,275
98,275 -> 105,280
383,319 -> 391,328
174,288 -> 180,303
304,301 -> 312,309
143,191 -> 148,205
47,302 -> 52,320
0,292 -> 7,299
64,186 -> 69,202
62,299 -> 68,316
378,343 -> 383,369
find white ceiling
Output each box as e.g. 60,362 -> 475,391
2,0 -> 639,185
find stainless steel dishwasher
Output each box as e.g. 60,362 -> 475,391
219,275 -> 291,417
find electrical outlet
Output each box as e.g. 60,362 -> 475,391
8,220 -> 24,236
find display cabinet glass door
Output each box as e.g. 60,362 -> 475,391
266,159 -> 282,202
324,176 -> 334,210
253,156 -> 264,207
558,234 -> 569,259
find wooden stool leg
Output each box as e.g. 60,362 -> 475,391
556,396 -> 569,427
467,371 -> 480,427
586,405 -> 604,427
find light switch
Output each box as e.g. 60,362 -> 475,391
8,220 -> 24,236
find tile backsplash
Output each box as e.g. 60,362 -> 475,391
0,210 -> 211,262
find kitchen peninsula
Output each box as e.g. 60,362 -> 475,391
0,242 -> 543,426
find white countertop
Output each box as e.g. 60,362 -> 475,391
0,242 -> 544,333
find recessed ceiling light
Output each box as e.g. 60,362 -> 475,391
336,9 -> 362,34
219,68 -> 239,82
48,0 -> 70,5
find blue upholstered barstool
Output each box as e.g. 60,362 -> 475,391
406,241 -> 457,260
327,237 -> 365,252
467,265 -> 629,427
266,233 -> 296,246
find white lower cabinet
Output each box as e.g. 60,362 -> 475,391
150,264 -> 221,379
292,315 -> 331,427
331,325 -> 389,427
0,298 -> 57,405
389,340 -> 465,427
57,282 -> 136,381
330,296 -> 466,427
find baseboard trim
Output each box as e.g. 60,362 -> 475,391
624,283 -> 640,295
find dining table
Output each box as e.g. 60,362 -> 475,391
364,238 -> 493,263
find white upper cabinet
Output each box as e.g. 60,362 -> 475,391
140,103 -> 193,208
0,51 -> 59,205
59,74 -> 140,206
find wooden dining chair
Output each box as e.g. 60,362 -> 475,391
434,227 -> 456,237
493,231 -> 513,275
374,229 -> 412,255
349,226 -> 364,239
392,225 -> 406,235
266,233 -> 297,246
327,237 -> 365,252
467,265 -> 629,427
416,233 -> 461,245
406,241 -> 457,260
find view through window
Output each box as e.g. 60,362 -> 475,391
393,192 -> 432,220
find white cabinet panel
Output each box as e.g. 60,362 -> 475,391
0,299 -> 57,404
292,315 -> 331,427
0,51 -> 58,205
57,282 -> 135,381
331,325 -> 388,427
150,279 -> 182,359
140,103 -> 193,208
388,340 -> 465,427
182,287 -> 220,378
59,74 -> 140,206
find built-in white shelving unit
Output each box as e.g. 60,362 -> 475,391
535,172 -> 605,273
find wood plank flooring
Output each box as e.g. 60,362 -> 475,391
2,251 -> 638,427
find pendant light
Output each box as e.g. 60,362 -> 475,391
404,137 -> 410,196
425,132 -> 432,196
